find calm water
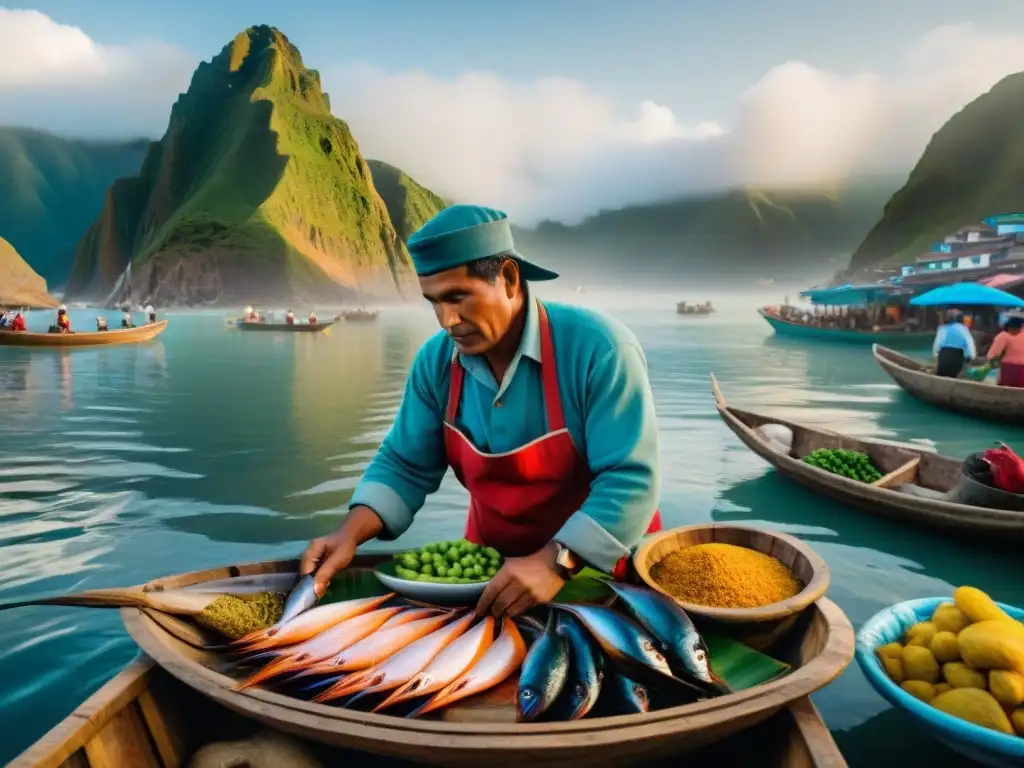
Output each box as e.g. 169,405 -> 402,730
1,297 -> 1021,766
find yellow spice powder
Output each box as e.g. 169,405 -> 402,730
195,592 -> 286,640
651,543 -> 802,609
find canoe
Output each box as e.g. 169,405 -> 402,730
55,554 -> 854,767
9,658 -> 848,768
709,373 -> 1024,539
235,320 -> 336,333
0,320 -> 167,348
758,310 -> 933,347
873,344 -> 1024,423
337,309 -> 379,322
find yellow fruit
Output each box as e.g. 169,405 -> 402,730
932,604 -> 970,634
878,642 -> 904,660
942,662 -> 987,690
934,683 -> 952,695
932,688 -> 1014,735
906,621 -> 937,647
989,670 -> 1024,708
958,621 -> 1024,674
954,586 -> 1017,624
1012,708 -> 1024,736
881,655 -> 904,682
902,645 -> 940,684
900,680 -> 936,702
930,631 -> 961,663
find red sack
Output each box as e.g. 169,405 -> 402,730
981,443 -> 1024,494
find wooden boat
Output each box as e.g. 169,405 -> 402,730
336,309 -> 379,322
758,310 -> 933,347
235,320 -> 336,333
677,301 -> 714,316
873,344 -> 1024,423
9,658 -> 847,767
710,373 -> 1024,539
10,554 -> 854,767
0,320 -> 167,348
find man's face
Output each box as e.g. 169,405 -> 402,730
420,262 -> 520,356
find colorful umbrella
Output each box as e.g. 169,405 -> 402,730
909,282 -> 1024,308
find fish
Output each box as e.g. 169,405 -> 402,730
235,606 -> 403,690
229,593 -> 395,651
278,574 -> 320,625
409,617 -> 526,718
601,668 -> 649,714
316,611 -> 476,705
553,603 -> 682,689
373,616 -> 495,712
516,612 -> 569,722
545,611 -> 603,720
307,612 -> 454,702
607,583 -> 729,694
514,615 -> 546,643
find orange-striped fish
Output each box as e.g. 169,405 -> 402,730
230,593 -> 395,651
409,617 -> 525,717
374,616 -> 495,711
316,612 -> 476,704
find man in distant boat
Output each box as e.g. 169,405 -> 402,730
308,309 -> 318,325
55,306 -> 72,334
145,305 -> 156,324
0,310 -> 10,328
96,316 -> 109,332
932,309 -> 976,378
301,204 -> 662,618
121,306 -> 135,329
285,309 -> 296,325
11,309 -> 26,332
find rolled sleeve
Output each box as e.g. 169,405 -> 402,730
349,344 -> 448,540
554,343 -> 659,572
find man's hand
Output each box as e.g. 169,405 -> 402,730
474,542 -> 565,618
300,505 -> 383,596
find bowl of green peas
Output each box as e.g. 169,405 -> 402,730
373,539 -> 505,605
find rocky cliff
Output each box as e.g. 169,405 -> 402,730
0,236 -> 58,308
366,160 -> 447,242
65,26 -> 419,306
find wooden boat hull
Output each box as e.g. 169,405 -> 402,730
710,373 -> 1024,539
236,320 -> 335,333
9,657 -> 848,768
94,556 -> 854,767
759,311 -> 933,347
0,320 -> 167,348
873,343 -> 1024,423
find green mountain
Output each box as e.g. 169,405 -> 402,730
849,71 -> 1024,271
366,160 -> 447,242
512,177 -> 900,286
65,26 -> 422,306
0,128 -> 148,287
0,235 -> 58,308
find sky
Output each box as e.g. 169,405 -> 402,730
3,1 -> 1024,223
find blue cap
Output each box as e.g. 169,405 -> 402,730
406,204 -> 559,281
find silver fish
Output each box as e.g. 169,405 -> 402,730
516,612 -> 569,722
278,574 -> 319,626
547,611 -> 603,720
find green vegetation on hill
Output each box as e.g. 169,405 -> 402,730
0,129 -> 148,287
367,160 -> 447,241
66,25 -> 419,306
849,71 -> 1024,271
0,235 -> 58,308
512,177 -> 899,286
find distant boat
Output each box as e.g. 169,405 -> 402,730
336,308 -> 378,322
677,301 -> 714,316
759,278 -> 775,287
758,309 -> 932,347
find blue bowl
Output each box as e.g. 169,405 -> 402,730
856,596 -> 1024,767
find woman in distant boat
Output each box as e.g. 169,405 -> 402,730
121,305 -> 135,329
145,305 -> 156,324
96,316 -> 109,332
55,305 -> 72,334
986,314 -> 1024,387
0,310 -> 10,328
285,309 -> 295,325
308,309 -> 318,325
11,310 -> 26,331
932,309 -> 975,378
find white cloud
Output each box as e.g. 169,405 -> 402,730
3,11 -> 1024,223
0,8 -> 194,137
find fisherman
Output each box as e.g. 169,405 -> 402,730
11,309 -> 26,332
932,308 -> 976,378
285,309 -> 296,325
55,305 -> 72,333
0,310 -> 10,328
300,204 -> 662,618
121,305 -> 135,329
245,305 -> 257,321
145,304 -> 156,324
987,313 -> 1024,387
96,316 -> 109,331
308,309 -> 318,325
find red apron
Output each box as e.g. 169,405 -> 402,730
443,300 -> 661,578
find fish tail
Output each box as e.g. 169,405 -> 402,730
235,655 -> 303,690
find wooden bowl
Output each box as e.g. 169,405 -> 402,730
633,524 -> 831,650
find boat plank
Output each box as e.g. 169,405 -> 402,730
137,687 -> 184,768
82,703 -> 160,768
872,458 -> 920,488
784,697 -> 847,767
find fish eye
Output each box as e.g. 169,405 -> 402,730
521,689 -> 534,700
575,684 -> 585,696
694,649 -> 706,662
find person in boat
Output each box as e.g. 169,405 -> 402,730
308,309 -> 318,325
986,313 -> 1024,388
932,309 -> 975,378
96,316 -> 109,331
0,310 -> 10,328
300,204 -> 662,617
55,305 -> 72,334
9,310 -> 26,331
245,305 -> 258,322
145,305 -> 156,324
285,309 -> 295,326
121,306 -> 135,329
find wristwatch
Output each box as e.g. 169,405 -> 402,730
552,542 -> 583,580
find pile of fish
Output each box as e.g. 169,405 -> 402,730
217,578 -> 731,721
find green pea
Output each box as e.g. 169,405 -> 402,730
445,549 -> 460,563
459,555 -> 473,568
449,563 -> 463,577
486,567 -> 497,577
424,543 -> 438,554
435,564 -> 448,577
437,541 -> 450,553
402,554 -> 420,569
482,546 -> 501,559
396,566 -> 417,579
419,551 -> 432,564
421,564 -> 434,576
